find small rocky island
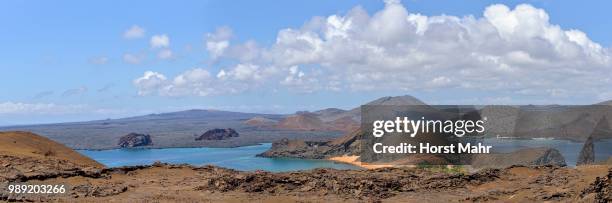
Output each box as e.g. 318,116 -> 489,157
118,133 -> 153,148
196,128 -> 239,141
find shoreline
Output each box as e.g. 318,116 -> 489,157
328,155 -> 395,170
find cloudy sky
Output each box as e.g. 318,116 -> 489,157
1,0 -> 611,125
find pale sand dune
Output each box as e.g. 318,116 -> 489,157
328,155 -> 394,169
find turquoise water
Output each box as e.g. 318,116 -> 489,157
78,139 -> 612,170
77,143 -> 360,172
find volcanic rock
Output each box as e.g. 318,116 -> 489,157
577,136 -> 595,165
118,133 -> 153,148
196,128 -> 239,141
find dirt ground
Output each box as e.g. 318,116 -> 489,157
1,160 -> 610,202
1,131 -> 610,202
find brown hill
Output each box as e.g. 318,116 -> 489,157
328,116 -> 360,132
244,116 -> 278,127
276,113 -> 330,131
0,131 -> 102,168
313,108 -> 347,122
0,131 -> 104,184
327,95 -> 427,122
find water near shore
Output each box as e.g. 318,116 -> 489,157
77,143 -> 360,172
78,139 -> 611,171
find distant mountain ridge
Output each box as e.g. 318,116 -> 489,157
274,95 -> 426,132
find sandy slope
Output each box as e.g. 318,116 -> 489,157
0,131 -> 102,168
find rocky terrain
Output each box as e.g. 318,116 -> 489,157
2,161 -> 610,202
195,128 -> 239,141
117,133 -> 153,148
578,136 -> 596,165
258,130 -> 361,159
1,131 -> 610,202
260,129 -> 572,170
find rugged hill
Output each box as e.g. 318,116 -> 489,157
275,112 -> 330,131
336,95 -> 427,122
244,116 -> 278,127
275,95 -> 426,132
312,108 -> 348,122
0,131 -> 104,184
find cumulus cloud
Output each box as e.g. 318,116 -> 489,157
135,69 -> 217,96
134,2 -> 612,100
150,34 -> 170,48
133,71 -> 167,96
217,63 -> 265,81
279,66 -> 322,93
124,25 -> 145,39
260,2 -> 610,95
135,63 -> 275,97
205,26 -> 233,60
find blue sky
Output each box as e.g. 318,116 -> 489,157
1,0 -> 612,125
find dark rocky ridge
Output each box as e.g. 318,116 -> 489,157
196,128 -> 239,141
117,133 -> 153,148
578,136 -> 596,165
258,130 -> 361,159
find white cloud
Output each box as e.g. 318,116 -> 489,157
150,34 -> 170,48
217,63 -> 263,81
258,2 -> 610,95
124,25 -> 145,39
133,71 -> 167,96
133,2 -> 612,101
123,53 -> 145,64
134,69 -> 216,96
280,66 -> 321,93
206,26 -> 233,60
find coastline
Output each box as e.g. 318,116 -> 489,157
328,155 -> 395,170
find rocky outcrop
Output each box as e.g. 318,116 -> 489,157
118,133 -> 153,148
195,128 -> 239,141
259,130 -> 361,159
257,138 -> 329,159
577,136 -> 595,165
581,168 -> 612,203
470,148 -> 566,169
